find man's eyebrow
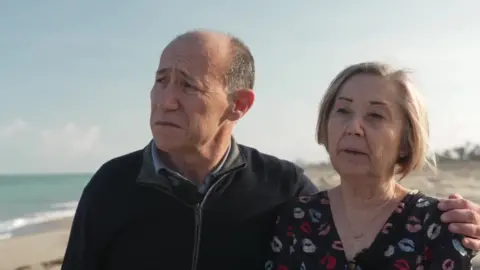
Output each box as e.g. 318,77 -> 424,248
156,68 -> 192,79
155,69 -> 165,76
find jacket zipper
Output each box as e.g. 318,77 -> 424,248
138,164 -> 245,270
190,175 -> 227,270
190,164 -> 246,270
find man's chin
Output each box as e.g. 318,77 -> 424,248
152,137 -> 185,153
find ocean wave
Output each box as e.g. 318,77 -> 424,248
0,232 -> 12,240
0,200 -> 78,240
50,201 -> 79,209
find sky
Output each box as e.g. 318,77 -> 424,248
1,0 -> 480,174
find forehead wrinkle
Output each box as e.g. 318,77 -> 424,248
159,52 -> 204,80
160,31 -> 231,89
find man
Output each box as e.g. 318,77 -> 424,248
61,30 -> 480,270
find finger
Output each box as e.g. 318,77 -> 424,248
448,193 -> 463,200
462,237 -> 480,252
438,198 -> 471,211
441,208 -> 480,224
449,223 -> 480,239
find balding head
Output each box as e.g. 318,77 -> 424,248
166,30 -> 255,92
150,30 -> 255,154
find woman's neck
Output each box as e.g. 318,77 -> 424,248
337,176 -> 403,210
328,177 -> 409,260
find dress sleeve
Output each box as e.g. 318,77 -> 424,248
424,203 -> 474,270
264,200 -> 304,270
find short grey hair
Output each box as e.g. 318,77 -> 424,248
225,35 -> 255,92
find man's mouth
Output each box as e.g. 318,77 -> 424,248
155,121 -> 181,128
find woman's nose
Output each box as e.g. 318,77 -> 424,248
344,116 -> 364,136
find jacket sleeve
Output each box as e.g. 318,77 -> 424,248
61,174 -> 104,270
294,170 -> 319,196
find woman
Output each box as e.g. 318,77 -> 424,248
266,62 -> 474,269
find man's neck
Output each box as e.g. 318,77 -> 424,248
166,136 -> 231,185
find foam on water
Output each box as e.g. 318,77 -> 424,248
0,200 -> 78,240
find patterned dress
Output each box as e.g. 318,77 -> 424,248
266,190 -> 474,270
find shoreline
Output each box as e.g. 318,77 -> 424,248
1,216 -> 75,241
0,217 -> 72,270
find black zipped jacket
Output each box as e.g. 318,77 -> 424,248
61,141 -> 318,270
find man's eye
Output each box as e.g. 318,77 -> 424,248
182,82 -> 193,88
181,81 -> 199,92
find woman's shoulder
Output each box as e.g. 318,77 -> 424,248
276,190 -> 331,224
406,192 -> 469,246
408,192 -> 475,262
402,191 -> 443,232
406,191 -> 441,215
286,190 -> 331,209
405,191 -> 460,229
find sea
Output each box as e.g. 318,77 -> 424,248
0,173 -> 91,240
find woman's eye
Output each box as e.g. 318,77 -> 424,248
369,113 -> 384,119
336,108 -> 349,114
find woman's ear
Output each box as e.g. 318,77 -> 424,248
397,136 -> 410,163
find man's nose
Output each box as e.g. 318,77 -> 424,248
344,115 -> 364,136
151,83 -> 179,110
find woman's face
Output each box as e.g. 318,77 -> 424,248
326,74 -> 406,178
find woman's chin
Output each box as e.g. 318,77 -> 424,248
332,161 -> 371,177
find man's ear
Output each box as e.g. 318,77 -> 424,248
228,89 -> 255,121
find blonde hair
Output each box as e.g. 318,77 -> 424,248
316,62 -> 436,179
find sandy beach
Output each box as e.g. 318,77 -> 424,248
0,218 -> 71,270
1,162 -> 480,269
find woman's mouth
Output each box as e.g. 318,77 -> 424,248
342,149 -> 367,156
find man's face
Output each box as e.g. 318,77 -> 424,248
150,35 -> 232,153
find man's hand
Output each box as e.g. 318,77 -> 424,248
438,193 -> 480,251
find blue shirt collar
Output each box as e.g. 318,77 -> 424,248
150,140 -> 231,177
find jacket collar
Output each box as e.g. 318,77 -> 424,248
136,138 -> 247,189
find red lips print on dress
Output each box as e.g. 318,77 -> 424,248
300,221 -> 312,234
320,254 -> 337,269
318,223 -> 331,236
332,240 -> 343,251
393,259 -> 409,269
265,191 -> 473,270
442,259 -> 455,270
286,226 -> 294,237
406,216 -> 422,233
382,222 -> 393,234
